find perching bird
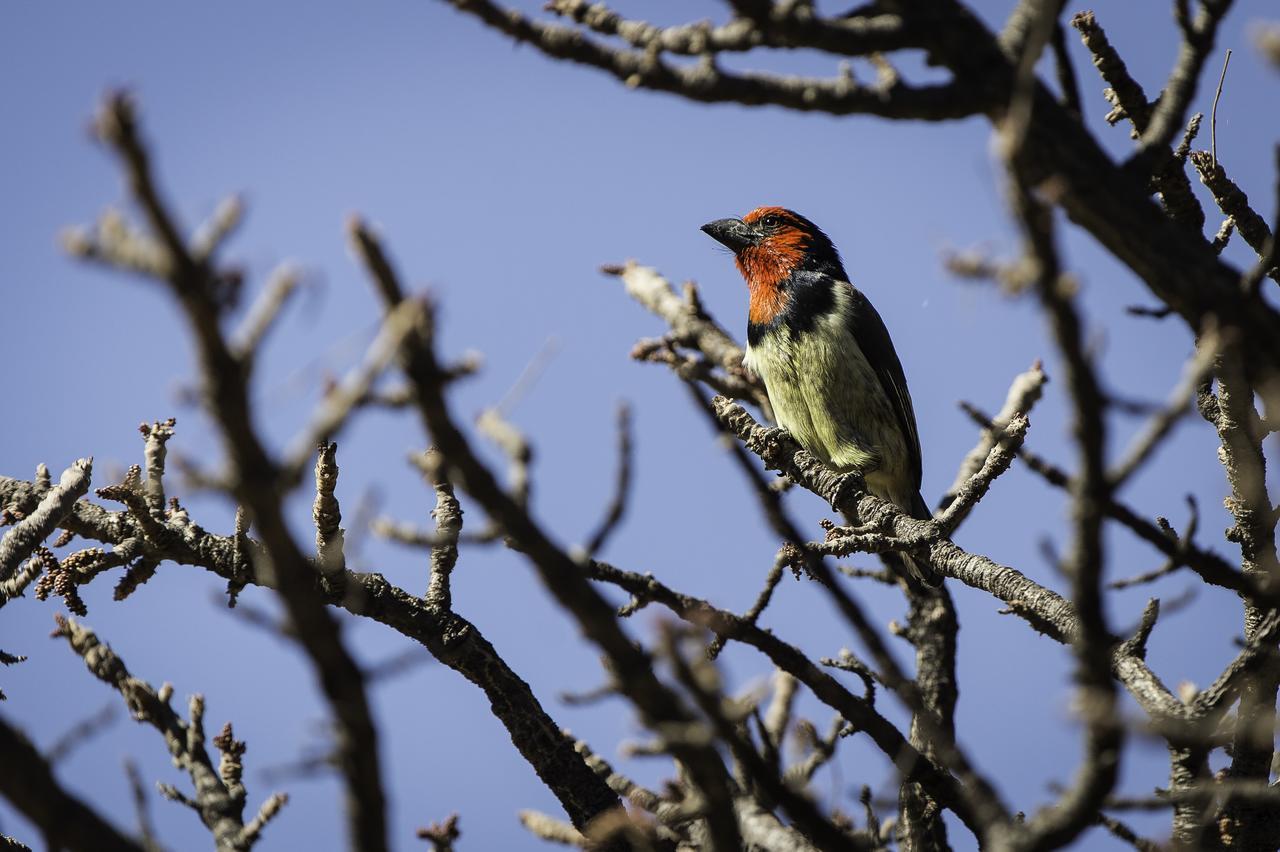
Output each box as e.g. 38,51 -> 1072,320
701,206 -> 940,587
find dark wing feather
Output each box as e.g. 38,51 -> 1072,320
843,283 -> 923,492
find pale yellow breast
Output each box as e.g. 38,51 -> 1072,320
743,287 -> 911,504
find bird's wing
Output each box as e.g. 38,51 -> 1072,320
844,282 -> 923,491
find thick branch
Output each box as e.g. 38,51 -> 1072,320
351,219 -> 742,849
444,1 -> 987,120
82,93 -> 386,852
710,398 -> 1189,727
0,472 -> 624,835
0,715 -> 145,852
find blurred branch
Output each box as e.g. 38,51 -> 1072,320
280,298 -> 429,485
416,813 -> 460,852
1108,330 -> 1220,488
1003,89 -> 1120,847
1107,498 -> 1201,590
70,92 -> 387,852
45,701 -> 118,764
1139,0 -> 1234,155
1094,812 -> 1161,852
351,216 -> 745,850
661,625 -> 876,852
0,715 -> 144,852
231,264 -> 301,367
579,401 -> 633,561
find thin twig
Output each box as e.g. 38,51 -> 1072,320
1211,49 -> 1232,170
1108,331 -> 1221,487
45,701 -> 118,764
579,402 -> 634,560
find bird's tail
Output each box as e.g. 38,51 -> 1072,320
893,491 -> 942,589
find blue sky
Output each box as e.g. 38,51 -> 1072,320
3,2 -> 1279,849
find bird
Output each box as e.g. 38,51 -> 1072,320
701,206 -> 940,587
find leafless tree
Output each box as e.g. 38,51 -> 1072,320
2,2 -> 1280,851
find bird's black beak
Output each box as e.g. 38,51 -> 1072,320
701,218 -> 756,251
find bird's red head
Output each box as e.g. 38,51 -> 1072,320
701,207 -> 844,326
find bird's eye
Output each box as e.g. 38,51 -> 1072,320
761,215 -> 781,229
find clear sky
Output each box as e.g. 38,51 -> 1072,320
2,2 -> 1278,850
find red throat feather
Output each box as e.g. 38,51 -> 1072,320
739,207 -> 810,326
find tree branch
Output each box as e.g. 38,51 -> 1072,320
0,715 -> 145,852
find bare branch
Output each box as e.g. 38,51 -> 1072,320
138,419 -> 174,515
423,448 -> 462,610
232,264 -> 302,365
519,810 -> 587,846
190,194 -> 244,262
544,0 -> 914,58
350,216 -> 744,842
1210,48 -> 1233,169
1070,11 -> 1151,133
1108,331 -> 1220,488
45,701 -> 118,764
962,403 -> 1254,599
0,458 -> 92,585
934,414 -> 1029,535
51,615 -> 258,850
280,296 -> 429,484
607,262 -> 770,417
1070,9 -> 1205,231
710,397 -> 1194,726
583,557 -> 986,838
0,547 -> 51,608
708,549 -> 788,661
1140,1 -> 1235,154
662,625 -> 873,852
0,715 -> 145,852
1191,150 -> 1280,285
1003,102 -> 1120,848
77,92 -> 387,852
444,1 -> 986,120
1095,811 -> 1162,852
0,469 -> 624,836
313,441 -> 346,580
239,793 -> 289,849
579,401 -> 633,561
939,361 -> 1046,518
123,759 -> 160,852
416,813 -> 459,852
